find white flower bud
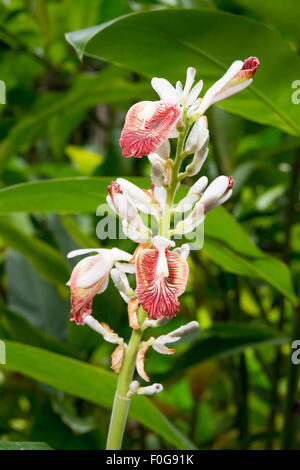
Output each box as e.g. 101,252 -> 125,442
137,383 -> 163,396
175,176 -> 208,213
184,116 -> 208,154
174,201 -> 205,235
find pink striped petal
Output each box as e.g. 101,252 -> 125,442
120,100 -> 181,158
69,254 -> 111,325
136,248 -> 189,319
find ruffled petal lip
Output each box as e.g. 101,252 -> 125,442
120,101 -> 181,158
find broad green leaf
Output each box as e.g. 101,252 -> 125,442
0,216 -> 70,286
5,251 -> 69,340
164,323 -> 289,376
0,441 -> 53,450
2,341 -> 195,450
204,207 -> 297,304
232,0 -> 300,46
0,302 -> 77,358
0,177 -> 149,214
66,9 -> 300,135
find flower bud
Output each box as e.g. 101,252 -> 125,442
184,116 -> 208,155
137,383 -> 163,396
175,176 -> 208,213
200,175 -> 234,213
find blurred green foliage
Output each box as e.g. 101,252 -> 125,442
0,0 -> 299,450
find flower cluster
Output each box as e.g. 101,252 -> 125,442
67,57 -> 259,391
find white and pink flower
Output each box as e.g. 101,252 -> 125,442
136,236 -> 189,319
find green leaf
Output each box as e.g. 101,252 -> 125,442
203,207 -> 297,304
0,177 -> 149,214
165,323 -> 289,375
2,341 -> 195,450
5,251 -> 69,340
0,216 -> 70,286
232,0 -> 300,46
0,441 -> 53,450
0,302 -> 77,358
65,9 -> 300,135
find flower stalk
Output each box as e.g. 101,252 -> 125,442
66,58 -> 259,450
106,306 -> 147,450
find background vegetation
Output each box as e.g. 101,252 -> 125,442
0,0 -> 299,450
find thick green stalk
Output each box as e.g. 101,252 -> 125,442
106,307 -> 147,450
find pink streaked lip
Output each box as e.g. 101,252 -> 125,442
119,101 -> 181,158
136,247 -> 189,319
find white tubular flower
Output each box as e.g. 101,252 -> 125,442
84,316 -> 123,344
116,178 -> 154,215
197,57 -> 260,115
137,383 -> 163,396
175,176 -> 208,213
173,201 -> 205,235
148,153 -> 170,187
184,116 -> 209,155
200,175 -> 234,213
152,321 -> 199,354
110,265 -> 135,303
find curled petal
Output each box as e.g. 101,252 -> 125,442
119,100 -> 181,158
69,253 -> 112,325
128,298 -> 140,330
136,248 -> 189,319
152,343 -> 175,355
136,344 -> 150,382
111,344 -> 125,374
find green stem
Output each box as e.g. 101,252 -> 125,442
106,307 -> 147,450
281,304 -> 300,450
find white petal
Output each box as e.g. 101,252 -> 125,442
198,61 -> 243,114
111,248 -> 133,262
183,67 -> 196,97
152,236 -> 175,278
155,139 -> 170,159
76,253 -> 113,288
186,80 -> 203,107
153,186 -> 167,212
173,243 -> 190,260
185,117 -> 209,154
174,201 -> 205,235
200,175 -> 229,211
116,178 -> 153,215
185,147 -> 209,177
151,77 -> 178,103
176,176 -> 208,213
67,248 -> 104,259
122,220 -> 151,243
97,274 -> 109,294
152,235 -> 175,250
